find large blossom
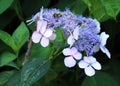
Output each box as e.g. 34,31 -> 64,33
62,47 -> 82,67
32,20 -> 56,47
78,56 -> 101,76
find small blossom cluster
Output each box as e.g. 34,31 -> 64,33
27,7 -> 111,76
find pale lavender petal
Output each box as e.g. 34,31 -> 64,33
40,37 -> 49,47
32,31 -> 41,43
93,19 -> 100,33
64,56 -> 76,68
93,44 -> 100,53
36,20 -> 43,32
78,60 -> 88,68
71,47 -> 78,55
44,29 -> 53,38
73,52 -> 82,60
39,6 -> 43,19
67,35 -> 75,47
100,46 -> 111,58
92,61 -> 101,70
85,66 -> 95,76
40,20 -> 47,34
73,26 -> 79,40
100,32 -> 109,46
49,33 -> 56,40
62,48 -> 71,56
84,56 -> 96,63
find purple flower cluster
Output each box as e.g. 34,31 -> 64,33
27,7 -> 111,76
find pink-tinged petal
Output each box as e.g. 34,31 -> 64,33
64,56 -> 76,68
49,33 -> 56,40
40,20 -> 47,34
32,31 -> 41,43
36,20 -> 43,32
44,29 -> 53,38
71,47 -> 78,55
40,37 -> 49,47
78,60 -> 88,68
100,32 -> 109,46
73,52 -> 82,60
84,66 -> 95,76
84,56 -> 96,63
62,48 -> 71,56
100,46 -> 111,58
67,35 -> 75,47
73,26 -> 79,40
92,62 -> 101,70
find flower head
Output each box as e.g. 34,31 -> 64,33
62,47 -> 82,68
78,56 -> 101,76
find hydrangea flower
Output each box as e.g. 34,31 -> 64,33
62,47 -> 82,67
78,56 -> 101,76
27,7 -> 111,77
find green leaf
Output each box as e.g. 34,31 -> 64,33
12,22 -> 29,52
101,0 -> 120,18
5,71 -> 21,86
82,0 -> 120,21
30,44 -> 51,59
6,61 -> 19,70
0,71 -> 14,86
0,30 -> 17,51
68,0 -> 87,15
82,72 -> 119,86
0,52 -> 17,67
20,58 -> 51,86
0,0 -> 14,14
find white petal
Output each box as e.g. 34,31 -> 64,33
100,32 -> 109,46
36,20 -> 43,32
92,62 -> 101,70
67,35 -> 75,47
78,60 -> 88,68
84,56 -> 96,63
64,56 -> 76,68
85,66 -> 95,76
40,20 -> 47,34
73,52 -> 82,60
62,48 -> 71,56
73,26 -> 79,40
49,33 -> 56,40
44,29 -> 53,38
40,37 -> 49,47
32,31 -> 41,43
100,46 -> 111,58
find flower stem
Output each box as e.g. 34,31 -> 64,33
22,37 -> 33,65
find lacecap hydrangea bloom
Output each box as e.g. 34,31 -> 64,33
27,7 -> 111,77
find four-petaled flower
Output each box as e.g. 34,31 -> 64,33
78,56 -> 101,76
32,20 -> 56,47
62,47 -> 82,67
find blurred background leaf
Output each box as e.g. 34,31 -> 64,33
0,0 -> 14,14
